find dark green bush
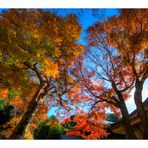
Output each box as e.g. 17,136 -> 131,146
0,99 -> 14,126
34,120 -> 63,139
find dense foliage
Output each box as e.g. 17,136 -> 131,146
34,116 -> 63,139
0,9 -> 147,139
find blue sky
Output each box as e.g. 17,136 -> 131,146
54,9 -> 119,45
0,9 -> 147,116
47,9 -> 120,117
47,9 -> 147,115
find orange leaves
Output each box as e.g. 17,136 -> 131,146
0,88 -> 8,99
66,112 -> 107,139
91,80 -> 104,93
9,96 -> 27,111
35,103 -> 48,121
63,117 -> 72,124
73,45 -> 84,57
0,9 -> 83,82
65,14 -> 81,40
67,75 -> 74,84
66,83 -> 81,100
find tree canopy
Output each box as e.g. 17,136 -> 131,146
0,9 -> 147,139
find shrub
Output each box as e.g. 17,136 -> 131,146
34,119 -> 63,139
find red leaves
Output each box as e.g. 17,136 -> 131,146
66,112 -> 108,139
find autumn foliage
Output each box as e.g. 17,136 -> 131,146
66,111 -> 107,139
0,9 -> 147,139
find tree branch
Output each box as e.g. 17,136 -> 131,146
23,62 -> 43,83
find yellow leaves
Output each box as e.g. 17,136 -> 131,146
55,38 -> 62,45
33,33 -> 40,39
37,53 -> 41,58
42,58 -> 59,79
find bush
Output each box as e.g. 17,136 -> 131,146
34,120 -> 63,139
0,100 -> 14,126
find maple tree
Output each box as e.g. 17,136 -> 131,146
65,107 -> 107,139
73,9 -> 147,139
87,9 -> 147,138
72,56 -> 136,138
107,9 -> 148,138
69,16 -> 144,138
0,9 -> 83,138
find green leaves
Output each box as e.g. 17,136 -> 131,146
34,118 -> 64,139
8,90 -> 19,100
0,99 -> 6,110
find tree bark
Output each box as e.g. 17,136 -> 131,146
112,83 -> 136,139
120,101 -> 137,139
134,79 -> 148,139
9,84 -> 44,139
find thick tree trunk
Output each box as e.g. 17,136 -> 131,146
134,79 -> 148,139
120,102 -> 136,139
9,84 -> 44,139
112,83 -> 136,139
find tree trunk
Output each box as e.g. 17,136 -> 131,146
9,84 -> 44,139
134,79 -> 148,139
120,102 -> 137,139
112,83 -> 136,139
